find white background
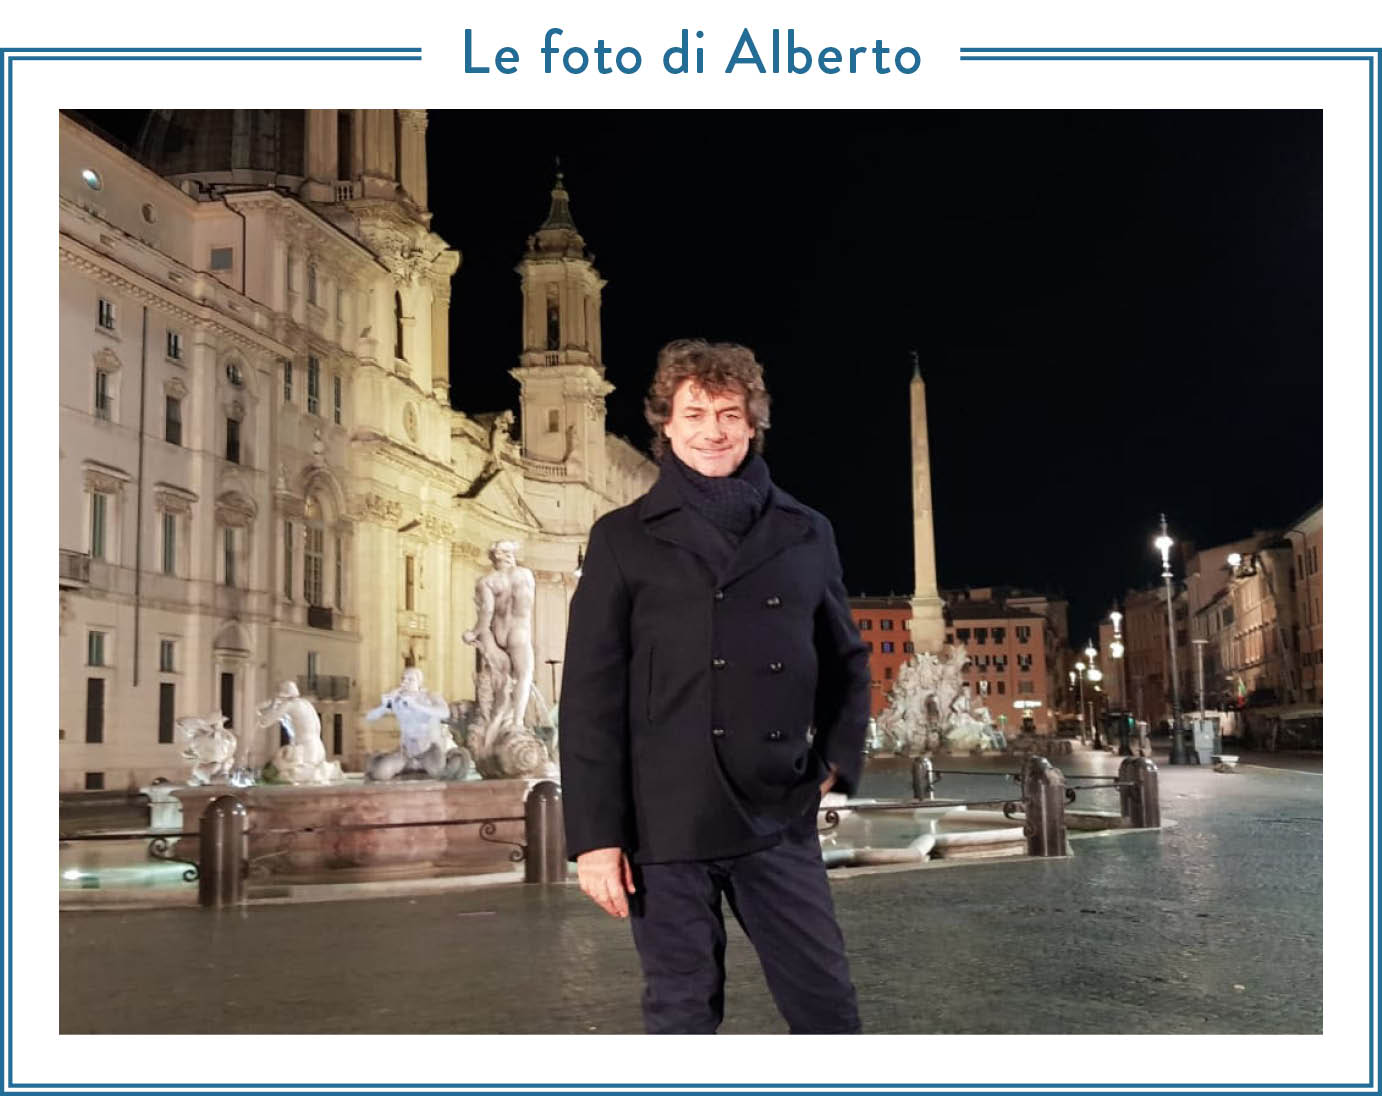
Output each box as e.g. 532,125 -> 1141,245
7,0 -> 1379,1088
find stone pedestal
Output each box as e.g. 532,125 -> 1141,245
173,778 -> 542,884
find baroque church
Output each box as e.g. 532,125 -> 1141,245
57,109 -> 656,791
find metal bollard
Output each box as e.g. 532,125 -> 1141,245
1118,756 -> 1161,829
911,756 -> 937,801
524,780 -> 567,884
198,795 -> 247,908
1020,756 -> 1067,857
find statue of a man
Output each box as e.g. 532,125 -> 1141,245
463,540 -> 536,755
256,681 -> 341,784
364,666 -> 468,780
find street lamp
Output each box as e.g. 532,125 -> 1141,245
1109,608 -> 1131,755
1073,660 -> 1087,743
1087,661 -> 1105,749
1155,513 -> 1187,764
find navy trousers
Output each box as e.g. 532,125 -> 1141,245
629,828 -> 861,1034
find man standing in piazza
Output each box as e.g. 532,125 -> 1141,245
560,339 -> 870,1034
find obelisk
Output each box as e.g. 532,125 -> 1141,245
909,352 -> 946,653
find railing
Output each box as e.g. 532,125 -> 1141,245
543,351 -> 560,367
333,180 -> 358,202
58,780 -> 567,908
59,549 -> 91,587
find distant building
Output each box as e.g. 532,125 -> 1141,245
942,595 -> 1051,732
848,596 -> 915,717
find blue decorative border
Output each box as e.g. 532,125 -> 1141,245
3,42 -> 1373,1094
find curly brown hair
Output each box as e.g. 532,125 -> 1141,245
644,338 -> 771,459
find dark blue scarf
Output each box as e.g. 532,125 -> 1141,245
660,449 -> 771,543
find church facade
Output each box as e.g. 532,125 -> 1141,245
58,110 -> 655,791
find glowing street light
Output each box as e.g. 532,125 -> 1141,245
1156,513 -> 1187,764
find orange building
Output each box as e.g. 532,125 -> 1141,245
1287,505 -> 1323,703
943,600 -> 1051,732
848,597 -> 916,717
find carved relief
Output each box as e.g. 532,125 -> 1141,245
215,491 -> 258,528
154,489 -> 194,516
93,347 -> 122,373
350,492 -> 404,526
421,514 -> 454,542
403,402 -> 419,442
82,467 -> 127,495
163,376 -> 188,400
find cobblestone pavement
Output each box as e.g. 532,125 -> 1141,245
59,750 -> 1322,1035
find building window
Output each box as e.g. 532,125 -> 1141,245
87,630 -> 106,667
394,292 -> 406,359
306,263 -> 318,305
333,375 -> 342,425
332,713 -> 344,755
84,771 -> 105,790
1018,680 -> 1034,694
161,512 -> 176,575
997,681 -> 1006,695
881,641 -> 895,653
226,418 -> 241,464
158,682 -> 175,744
956,629 -> 970,643
283,521 -> 294,599
223,527 -> 237,587
945,633 -> 954,645
992,627 -> 1005,644
162,395 -> 182,446
210,247 -> 234,271
880,619 -> 894,631
166,330 -> 182,361
94,369 -> 112,420
884,667 -> 893,680
547,408 -> 560,433
307,356 -> 320,415
89,492 -> 108,559
306,651 -> 320,684
220,671 -> 235,729
902,619 -> 911,631
85,678 -> 105,743
159,639 -> 175,673
334,535 -> 345,610
404,554 -> 416,611
546,299 -> 560,351
335,286 -> 345,324
1016,626 -> 1031,644
865,641 -> 874,652
304,525 -> 324,606
283,360 -> 293,403
978,680 -> 989,696
97,297 -> 115,330
903,641 -> 914,653
858,619 -> 872,631
975,628 -> 988,645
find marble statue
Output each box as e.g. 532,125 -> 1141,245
875,644 -> 1001,755
364,667 -> 471,781
488,409 -> 514,467
177,711 -> 238,785
461,540 -> 553,779
256,680 -> 343,785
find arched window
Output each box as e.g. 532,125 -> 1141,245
303,497 -> 324,607
394,292 -> 405,360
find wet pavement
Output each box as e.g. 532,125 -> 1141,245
59,747 -> 1322,1034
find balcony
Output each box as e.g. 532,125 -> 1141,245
60,549 -> 90,589
333,180 -> 359,202
307,605 -> 334,630
297,674 -> 350,701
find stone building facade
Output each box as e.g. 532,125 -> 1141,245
58,111 -> 656,791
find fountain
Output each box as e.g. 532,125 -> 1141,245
874,644 -> 1005,756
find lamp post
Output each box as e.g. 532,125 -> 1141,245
1109,608 -> 1131,755
1073,660 -> 1087,743
1155,513 -> 1187,764
1083,641 -> 1103,748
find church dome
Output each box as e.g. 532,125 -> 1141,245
136,109 -> 306,190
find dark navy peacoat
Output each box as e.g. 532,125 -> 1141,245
559,469 -> 871,864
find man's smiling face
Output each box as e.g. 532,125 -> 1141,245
663,379 -> 754,478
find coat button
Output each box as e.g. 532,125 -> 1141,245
711,657 -> 727,669
711,726 -> 726,738
765,595 -> 781,608
766,730 -> 783,741
769,661 -> 784,673
714,589 -> 725,601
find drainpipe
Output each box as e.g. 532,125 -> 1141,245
132,306 -> 149,687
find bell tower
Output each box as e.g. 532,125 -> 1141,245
510,171 -> 612,483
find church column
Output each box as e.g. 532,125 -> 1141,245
430,278 -> 452,402
397,110 -> 428,209
360,110 -> 397,199
302,110 -> 337,201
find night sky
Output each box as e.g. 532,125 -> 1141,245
79,110 -> 1323,646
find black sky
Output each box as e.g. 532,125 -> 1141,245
80,110 -> 1324,646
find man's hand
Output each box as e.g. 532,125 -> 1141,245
820,763 -> 839,797
576,846 -> 636,918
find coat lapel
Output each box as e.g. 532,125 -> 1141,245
719,500 -> 814,588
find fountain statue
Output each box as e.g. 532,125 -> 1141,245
875,644 -> 1002,755
461,540 -> 554,779
177,711 -> 238,785
257,680 -> 344,785
364,667 -> 471,780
